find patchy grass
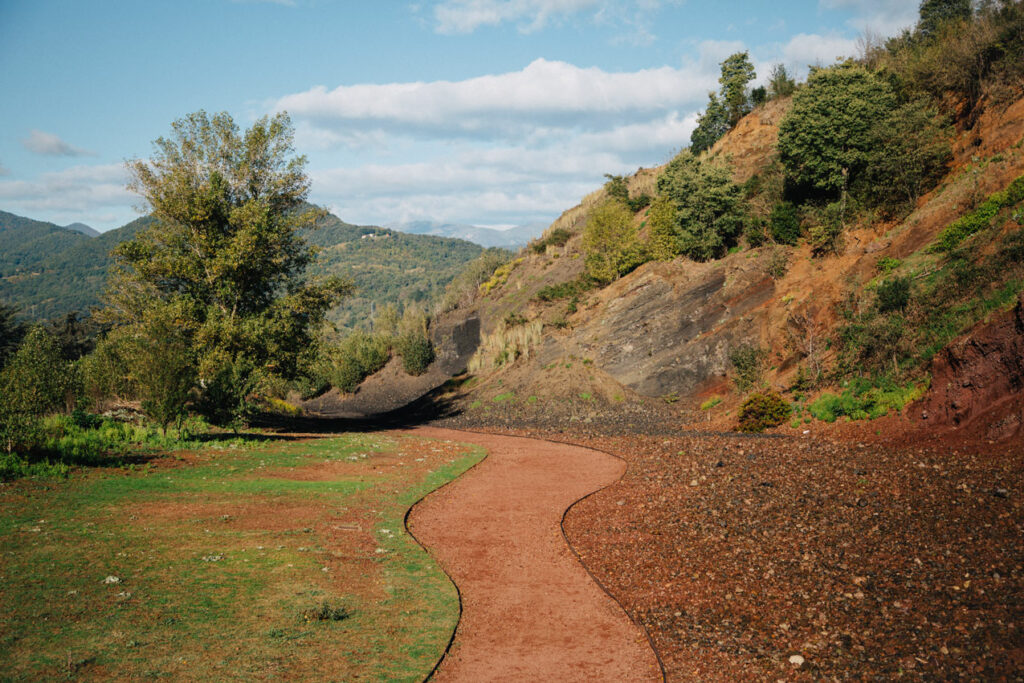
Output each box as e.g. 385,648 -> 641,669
809,379 -> 925,423
699,396 -> 723,410
0,432 -> 483,681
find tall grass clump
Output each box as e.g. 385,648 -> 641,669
468,320 -> 543,372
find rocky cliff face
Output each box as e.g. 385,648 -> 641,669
573,258 -> 773,398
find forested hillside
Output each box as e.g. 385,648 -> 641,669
0,209 -> 486,327
0,212 -> 152,318
303,213 -> 489,329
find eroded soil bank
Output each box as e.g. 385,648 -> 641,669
406,426 -> 662,682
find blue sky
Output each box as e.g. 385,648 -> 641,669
0,0 -> 919,232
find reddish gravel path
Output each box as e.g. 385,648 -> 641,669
406,427 -> 661,682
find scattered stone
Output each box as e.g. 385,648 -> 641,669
102,576 -> 120,584
789,654 -> 805,666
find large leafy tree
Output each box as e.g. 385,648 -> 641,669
865,100 -> 952,212
657,151 -> 746,261
104,111 -> 349,425
918,0 -> 972,37
777,62 -> 897,199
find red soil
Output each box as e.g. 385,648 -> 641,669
406,427 -> 662,682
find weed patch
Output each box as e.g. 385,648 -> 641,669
809,379 -> 924,422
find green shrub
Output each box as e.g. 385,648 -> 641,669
769,202 -> 801,245
534,276 -> 595,302
807,202 -> 845,255
0,327 -> 74,454
645,196 -> 679,261
700,396 -> 722,410
582,200 -> 647,283
876,257 -> 902,273
80,328 -> 138,409
809,378 -> 923,422
932,175 -> 1024,251
328,331 -> 391,392
394,332 -> 435,375
737,392 -> 791,432
131,308 -> 196,433
530,227 -> 573,254
504,312 -> 528,327
778,62 -> 896,198
876,276 -> 912,313
627,194 -> 652,212
728,344 -> 766,392
864,100 -> 952,213
745,219 -> 768,248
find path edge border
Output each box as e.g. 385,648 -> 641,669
401,434 -> 490,683
452,427 -> 669,683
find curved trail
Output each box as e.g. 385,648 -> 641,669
406,427 -> 661,682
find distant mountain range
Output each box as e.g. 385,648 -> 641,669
389,220 -> 546,248
64,222 -> 99,237
0,209 -> 495,327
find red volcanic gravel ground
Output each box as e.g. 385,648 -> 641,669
481,427 -> 1024,681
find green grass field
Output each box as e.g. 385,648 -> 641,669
0,432 -> 483,681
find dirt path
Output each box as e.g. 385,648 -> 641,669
405,426 -> 662,682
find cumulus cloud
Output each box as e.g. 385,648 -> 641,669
0,163 -> 133,229
776,32 -> 859,71
274,58 -> 716,143
272,55 -> 723,225
819,0 -> 918,35
22,129 -> 95,157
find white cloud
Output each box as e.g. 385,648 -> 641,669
433,0 -> 602,34
273,58 -> 716,144
21,129 -> 95,157
0,163 -> 133,229
272,55 -> 723,226
819,0 -> 918,35
431,0 -> 682,36
777,32 -> 859,70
